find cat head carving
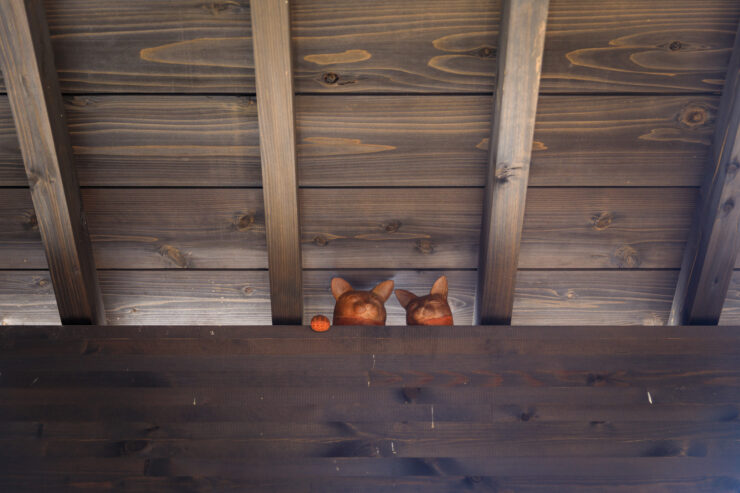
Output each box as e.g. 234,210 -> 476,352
395,276 -> 453,325
331,277 -> 394,326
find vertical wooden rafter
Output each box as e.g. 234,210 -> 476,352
475,0 -> 549,325
669,22 -> 740,325
251,0 -> 303,324
0,0 -> 104,324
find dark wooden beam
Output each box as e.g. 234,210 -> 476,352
476,0 -> 549,325
251,0 -> 303,324
669,22 -> 740,325
0,0 -> 104,325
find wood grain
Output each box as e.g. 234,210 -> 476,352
0,94 -> 718,186
252,0 -> 302,324
0,188 -> 697,269
83,188 -> 267,270
720,270 -> 740,325
0,0 -> 103,324
0,1 -> 735,93
670,21 -> 740,325
477,0 -> 548,324
0,271 -> 59,325
0,269 -> 711,326
0,324 -> 737,491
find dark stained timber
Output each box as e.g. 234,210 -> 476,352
670,22 -> 740,325
0,0 -> 103,324
0,1 -> 735,93
0,269 -> 702,326
252,0 -> 303,324
0,187 -> 697,270
0,94 -> 717,187
0,324 -> 737,491
477,0 -> 549,325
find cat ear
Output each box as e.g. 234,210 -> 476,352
394,289 -> 417,309
430,275 -> 448,298
371,280 -> 394,302
331,278 -> 353,300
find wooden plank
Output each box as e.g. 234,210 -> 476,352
0,94 -> 718,187
0,188 -> 696,269
83,188 -> 267,270
252,0 -> 302,324
99,270 -> 271,325
0,0 -> 103,325
0,269 -> 688,326
670,21 -> 740,326
0,271 -> 59,325
0,188 -> 47,269
0,1 -> 735,94
0,474 -> 736,493
514,270 -> 678,326
38,0 -> 254,93
720,270 -> 740,325
476,0 -> 549,324
0,321 -> 734,487
68,96 -> 261,187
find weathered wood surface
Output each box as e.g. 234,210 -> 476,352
0,94 -> 716,187
0,271 -> 60,325
0,269 -> 725,326
0,267 -> 732,325
670,21 -> 740,326
0,0 -> 103,325
0,325 -> 737,491
0,1 -> 736,93
252,0 -> 302,324
0,188 -> 696,269
720,271 -> 740,325
477,0 -> 549,324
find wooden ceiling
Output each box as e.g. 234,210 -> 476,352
1,0 -> 740,326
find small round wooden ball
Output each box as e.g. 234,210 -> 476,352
310,314 -> 331,332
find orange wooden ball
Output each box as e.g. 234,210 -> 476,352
310,315 -> 331,332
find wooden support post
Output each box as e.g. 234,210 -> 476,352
475,0 -> 549,325
251,0 -> 303,324
0,0 -> 104,324
669,23 -> 740,325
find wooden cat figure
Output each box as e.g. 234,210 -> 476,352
332,278 -> 394,326
395,276 -> 453,325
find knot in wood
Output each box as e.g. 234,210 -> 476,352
384,220 -> 401,233
679,105 -> 708,127
313,235 -> 329,247
495,165 -> 520,183
669,40 -> 682,51
203,1 -> 242,14
591,212 -> 613,230
722,198 -> 735,216
235,213 -> 255,231
158,244 -> 189,268
519,411 -> 531,422
243,286 -> 254,296
323,72 -> 339,84
727,160 -> 740,180
478,46 -> 494,58
614,245 -> 640,268
401,386 -> 421,403
23,210 -> 38,230
415,239 -> 435,255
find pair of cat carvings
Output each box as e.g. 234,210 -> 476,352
331,276 -> 453,326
